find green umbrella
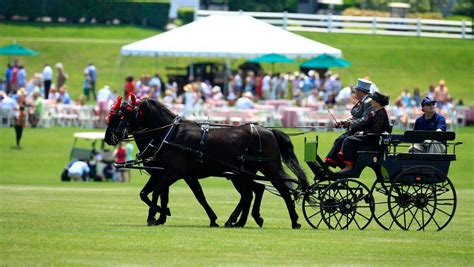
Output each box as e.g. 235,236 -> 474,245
0,43 -> 39,56
300,53 -> 351,69
249,53 -> 294,72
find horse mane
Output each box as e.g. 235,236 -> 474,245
140,98 -> 177,125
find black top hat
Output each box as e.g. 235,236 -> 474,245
372,92 -> 389,106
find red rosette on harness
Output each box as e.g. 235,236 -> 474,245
126,93 -> 137,112
106,96 -> 122,124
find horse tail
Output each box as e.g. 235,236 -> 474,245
271,129 -> 309,190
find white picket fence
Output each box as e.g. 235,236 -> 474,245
196,9 -> 472,40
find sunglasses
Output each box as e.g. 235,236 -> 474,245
423,103 -> 435,107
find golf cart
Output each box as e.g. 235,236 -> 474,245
66,132 -> 115,181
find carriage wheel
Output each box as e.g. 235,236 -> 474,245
320,179 -> 374,230
370,180 -> 397,230
425,176 -> 457,231
388,166 -> 444,230
302,180 -> 331,229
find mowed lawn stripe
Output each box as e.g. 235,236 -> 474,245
1,185 -> 473,265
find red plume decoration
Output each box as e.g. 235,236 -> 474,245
112,96 -> 122,111
130,93 -> 137,106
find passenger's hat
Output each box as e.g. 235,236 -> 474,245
355,78 -> 371,93
372,92 -> 389,106
421,96 -> 436,106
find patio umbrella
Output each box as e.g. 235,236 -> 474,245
300,53 -> 351,69
249,53 -> 294,72
0,43 -> 39,56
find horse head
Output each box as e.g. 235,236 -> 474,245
104,94 -> 141,146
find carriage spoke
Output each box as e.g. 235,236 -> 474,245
335,214 -> 344,229
353,215 -> 362,229
355,210 -> 370,221
431,215 -> 442,229
407,206 -> 421,229
421,207 -> 425,230
307,210 -> 322,220
428,202 -> 451,217
389,206 -> 402,229
376,209 -> 391,220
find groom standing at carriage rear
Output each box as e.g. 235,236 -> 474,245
325,78 -> 374,168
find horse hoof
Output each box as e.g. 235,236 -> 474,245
155,217 -> 166,226
210,222 -> 219,228
224,221 -> 234,228
292,223 -> 301,229
147,219 -> 156,226
233,222 -> 245,228
255,217 -> 264,228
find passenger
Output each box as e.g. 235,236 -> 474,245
325,78 -> 374,168
338,92 -> 391,173
409,97 -> 447,153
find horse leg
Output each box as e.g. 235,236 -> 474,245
225,177 -> 246,227
271,178 -> 301,229
185,177 -> 219,227
251,181 -> 265,228
155,177 -> 175,226
141,176 -> 159,226
233,178 -> 253,228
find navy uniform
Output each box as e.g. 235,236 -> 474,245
339,92 -> 391,167
325,79 -> 374,168
414,97 -> 446,131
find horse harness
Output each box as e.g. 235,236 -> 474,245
117,116 -> 276,181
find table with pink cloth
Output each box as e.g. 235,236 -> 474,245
263,99 -> 294,110
281,107 -> 313,127
213,108 -> 258,124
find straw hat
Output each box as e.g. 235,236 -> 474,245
183,84 -> 193,92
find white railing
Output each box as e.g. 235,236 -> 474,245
196,10 -> 472,40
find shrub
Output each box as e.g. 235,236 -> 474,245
177,8 -> 194,25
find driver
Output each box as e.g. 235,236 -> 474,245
337,92 -> 391,173
325,78 -> 374,168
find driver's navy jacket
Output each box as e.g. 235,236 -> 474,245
349,94 -> 374,132
414,112 -> 447,131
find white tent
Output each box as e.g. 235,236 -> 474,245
121,14 -> 342,59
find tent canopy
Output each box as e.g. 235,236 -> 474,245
0,43 -> 39,56
300,53 -> 351,68
249,53 -> 294,63
121,14 -> 341,59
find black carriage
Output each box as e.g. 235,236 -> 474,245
302,130 -> 462,231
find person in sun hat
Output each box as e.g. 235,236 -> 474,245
325,78 -> 374,169
235,91 -> 255,109
337,91 -> 391,173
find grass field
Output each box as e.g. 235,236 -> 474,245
1,22 -> 473,104
1,127 -> 473,265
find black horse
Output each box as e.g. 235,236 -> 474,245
106,96 -> 265,227
105,96 -> 309,228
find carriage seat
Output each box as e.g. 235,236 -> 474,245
394,153 -> 456,161
403,130 -> 455,143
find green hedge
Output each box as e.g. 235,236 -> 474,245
177,7 -> 194,25
0,0 -> 170,29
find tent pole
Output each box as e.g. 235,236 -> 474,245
112,53 -> 122,93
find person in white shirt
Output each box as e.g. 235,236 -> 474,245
262,72 -> 272,100
68,160 -> 90,181
97,85 -> 114,127
335,86 -> 353,105
42,63 -> 53,99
